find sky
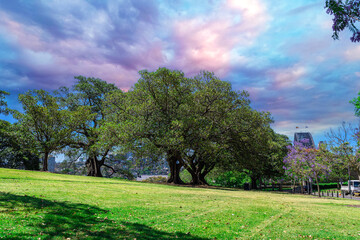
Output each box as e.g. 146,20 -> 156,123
0,0 -> 360,145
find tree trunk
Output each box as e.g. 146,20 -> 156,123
199,172 -> 209,185
167,150 -> 184,184
42,151 -> 49,171
86,156 -> 103,177
251,176 -> 258,189
315,174 -> 321,197
189,171 -> 208,185
187,161 -> 208,185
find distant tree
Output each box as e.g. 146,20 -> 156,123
326,122 -> 360,181
325,0 -> 360,42
14,90 -> 78,171
58,76 -> 120,177
0,91 -> 39,169
0,120 -> 40,170
284,140 -> 332,197
0,90 -> 10,114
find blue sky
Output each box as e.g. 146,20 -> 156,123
0,0 -> 359,145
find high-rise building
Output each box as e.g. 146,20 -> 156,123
294,132 -> 315,148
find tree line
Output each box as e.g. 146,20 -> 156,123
0,68 -> 291,187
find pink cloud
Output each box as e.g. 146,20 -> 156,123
344,45 -> 360,61
0,12 -> 44,51
169,0 -> 270,77
268,65 -> 310,90
0,10 -> 166,90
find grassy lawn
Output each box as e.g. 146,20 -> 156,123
1,168 -> 360,239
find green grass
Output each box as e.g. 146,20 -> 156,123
1,168 -> 360,239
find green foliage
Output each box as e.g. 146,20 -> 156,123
179,169 -> 192,183
314,182 -> 339,190
58,76 -> 120,177
14,90 -> 77,171
2,70 -> 289,183
105,68 -> 280,185
211,171 -> 251,188
0,120 -> 40,170
223,113 -> 290,188
0,90 -> 9,115
351,91 -> 360,116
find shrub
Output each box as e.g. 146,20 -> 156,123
313,182 -> 339,190
211,171 -> 251,188
142,176 -> 168,183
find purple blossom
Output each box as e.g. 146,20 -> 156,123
325,0 -> 360,42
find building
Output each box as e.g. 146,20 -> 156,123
294,132 -> 315,148
48,156 -> 56,172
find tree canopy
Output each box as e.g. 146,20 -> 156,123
104,68 -> 287,186
0,90 -> 10,115
57,76 -> 120,177
2,68 -> 292,187
14,90 -> 76,171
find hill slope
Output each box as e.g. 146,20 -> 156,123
0,168 -> 359,239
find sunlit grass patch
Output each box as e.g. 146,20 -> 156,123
1,168 -> 360,239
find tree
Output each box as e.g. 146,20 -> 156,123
325,0 -> 360,42
284,140 -> 332,197
177,71 -> 251,185
0,120 -> 40,170
0,90 -> 39,169
105,68 -> 289,185
326,122 -> 360,181
0,90 -> 10,114
14,90 -> 76,171
58,76 -> 119,177
105,68 -> 265,185
224,108 -> 289,189
351,91 -> 360,116
105,68 -> 193,183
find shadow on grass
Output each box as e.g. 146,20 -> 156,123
0,192 -> 209,240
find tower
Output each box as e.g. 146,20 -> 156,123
294,132 -> 315,148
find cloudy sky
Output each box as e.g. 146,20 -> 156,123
0,0 -> 359,144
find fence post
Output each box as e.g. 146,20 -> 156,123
332,191 -> 333,197
337,191 -> 338,198
342,191 -> 345,198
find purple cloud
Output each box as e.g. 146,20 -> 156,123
0,0 -> 360,145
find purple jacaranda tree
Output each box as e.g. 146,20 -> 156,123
325,0 -> 360,42
284,140 -> 332,197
